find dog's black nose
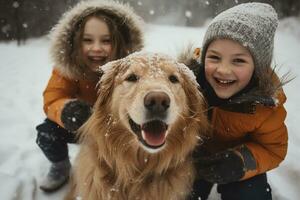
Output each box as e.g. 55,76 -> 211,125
144,91 -> 170,114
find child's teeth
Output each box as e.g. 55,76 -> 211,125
219,79 -> 233,83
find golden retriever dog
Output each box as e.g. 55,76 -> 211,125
65,52 -> 208,200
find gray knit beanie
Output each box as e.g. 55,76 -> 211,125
201,3 -> 278,75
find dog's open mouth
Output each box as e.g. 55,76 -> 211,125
129,117 -> 168,149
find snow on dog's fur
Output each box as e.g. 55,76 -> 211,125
65,52 -> 209,200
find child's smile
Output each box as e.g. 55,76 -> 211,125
87,55 -> 108,66
204,39 -> 255,99
210,75 -> 239,98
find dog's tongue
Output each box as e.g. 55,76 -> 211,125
142,130 -> 166,146
141,121 -> 167,147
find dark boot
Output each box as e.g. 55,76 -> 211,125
39,158 -> 71,192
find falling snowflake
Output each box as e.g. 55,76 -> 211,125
12,1 -> 19,8
137,1 -> 142,6
22,23 -> 28,28
1,24 -> 11,34
149,9 -> 155,15
110,187 -> 119,192
205,1 -> 210,5
185,10 -> 192,18
196,135 -> 201,140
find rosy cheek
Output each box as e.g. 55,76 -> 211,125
242,74 -> 253,84
81,46 -> 88,54
106,46 -> 112,54
236,69 -> 253,81
205,64 -> 214,77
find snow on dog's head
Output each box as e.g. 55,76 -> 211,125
82,51 -> 208,158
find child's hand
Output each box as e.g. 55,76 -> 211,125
196,145 -> 256,184
61,100 -> 92,132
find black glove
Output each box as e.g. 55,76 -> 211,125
61,100 -> 92,132
195,145 -> 256,184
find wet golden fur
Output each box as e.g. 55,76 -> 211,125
65,52 -> 208,200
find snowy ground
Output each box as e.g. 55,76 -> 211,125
0,18 -> 300,199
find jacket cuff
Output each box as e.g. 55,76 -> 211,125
235,145 -> 258,180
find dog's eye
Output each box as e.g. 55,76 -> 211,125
125,73 -> 139,82
169,75 -> 179,83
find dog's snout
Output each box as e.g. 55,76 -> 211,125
144,91 -> 170,113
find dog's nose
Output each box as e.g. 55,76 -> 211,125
144,91 -> 170,113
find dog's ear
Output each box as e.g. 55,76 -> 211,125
177,43 -> 201,77
96,59 -> 124,106
179,66 -> 207,115
179,66 -> 210,138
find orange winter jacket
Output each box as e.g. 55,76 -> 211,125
43,69 -> 98,128
189,58 -> 289,180
207,90 -> 288,180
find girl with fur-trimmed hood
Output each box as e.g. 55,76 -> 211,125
35,0 -> 144,192
181,3 -> 290,200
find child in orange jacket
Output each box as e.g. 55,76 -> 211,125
35,0 -> 144,192
184,3 -> 289,200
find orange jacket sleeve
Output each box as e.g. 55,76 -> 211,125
243,94 -> 288,179
43,69 -> 78,128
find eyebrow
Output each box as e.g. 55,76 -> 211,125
206,49 -> 220,55
232,53 -> 248,57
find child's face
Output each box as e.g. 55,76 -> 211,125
204,39 -> 255,99
81,17 -> 112,72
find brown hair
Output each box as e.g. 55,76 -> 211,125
70,11 -> 131,74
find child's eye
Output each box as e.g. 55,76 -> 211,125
207,55 -> 220,60
233,58 -> 246,64
83,38 -> 92,43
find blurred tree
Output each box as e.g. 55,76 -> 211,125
0,0 -> 79,44
272,0 -> 300,18
0,0 -> 299,42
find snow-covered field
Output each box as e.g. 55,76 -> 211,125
0,18 -> 299,199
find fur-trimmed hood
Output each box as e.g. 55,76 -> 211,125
49,0 -> 144,80
177,46 -> 289,112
